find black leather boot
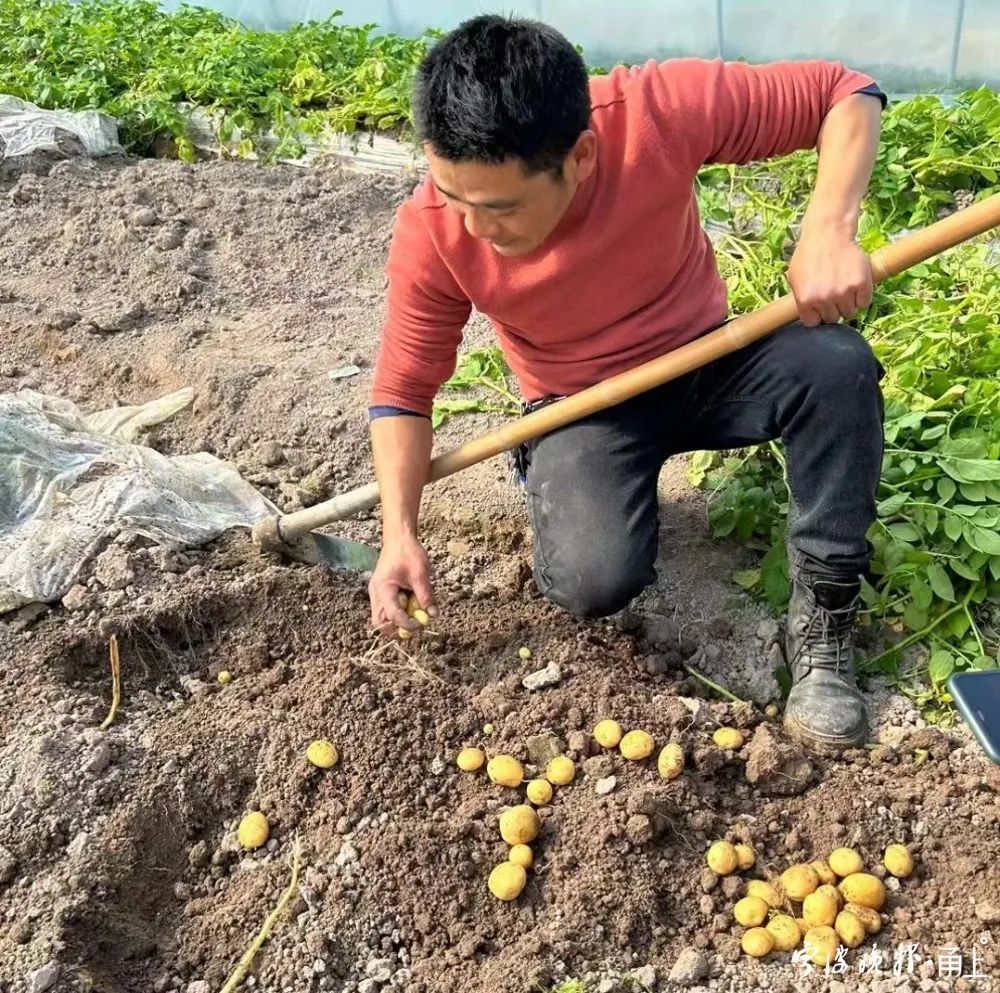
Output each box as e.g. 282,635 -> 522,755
783,570 -> 868,749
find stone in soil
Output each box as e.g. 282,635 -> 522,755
668,947 -> 709,985
521,661 -> 562,691
28,963 -> 59,993
526,731 -> 565,767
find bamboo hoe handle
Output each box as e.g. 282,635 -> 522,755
280,192 -> 1000,536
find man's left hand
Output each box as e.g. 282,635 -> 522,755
787,223 -> 872,327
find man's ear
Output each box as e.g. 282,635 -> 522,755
568,130 -> 598,182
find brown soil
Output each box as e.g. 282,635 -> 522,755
1,154 -> 998,993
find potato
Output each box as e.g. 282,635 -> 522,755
499,805 -> 540,846
545,756 -> 576,786
810,860 -> 836,886
217,670 -> 233,686
828,847 -> 865,877
838,873 -> 886,911
816,883 -> 843,909
764,703 -> 780,719
734,843 -> 756,870
766,915 -> 801,952
518,646 -> 532,660
795,918 -> 808,937
237,811 -> 269,850
305,739 -> 339,770
509,844 -> 533,869
488,861 -> 527,901
781,863 -> 820,901
593,720 -> 623,748
746,880 -> 783,909
844,902 -> 882,935
835,910 -> 866,949
526,778 -> 553,806
657,743 -> 685,780
487,755 -> 524,788
802,926 -> 839,967
620,730 -> 654,760
456,747 -> 485,772
411,608 -> 431,627
397,592 -> 411,610
883,844 -> 915,878
706,841 -> 739,876
741,928 -> 774,958
713,727 -> 745,750
802,889 -> 839,928
397,627 -> 414,641
734,896 -> 769,927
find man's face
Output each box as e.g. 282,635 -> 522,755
425,132 -> 597,257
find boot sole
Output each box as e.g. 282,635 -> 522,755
783,711 -> 867,753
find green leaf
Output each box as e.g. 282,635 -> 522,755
903,602 -> 928,631
938,457 -> 1000,483
926,563 -> 956,602
928,651 -> 955,684
964,522 -> 1000,555
950,558 -> 980,582
888,522 -> 921,542
877,493 -> 910,516
909,578 -> 934,611
732,569 -> 760,590
760,543 -> 790,611
937,477 -> 957,502
944,515 -> 964,542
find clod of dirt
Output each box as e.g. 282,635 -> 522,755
905,726 -> 956,758
743,723 -> 815,796
975,901 -> 1000,923
130,207 -> 158,227
630,964 -> 657,988
668,946 -> 709,985
521,661 -> 561,691
0,843 -> 17,885
93,545 -> 136,591
61,584 -> 92,612
525,732 -> 565,767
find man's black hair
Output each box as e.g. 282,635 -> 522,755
413,14 -> 591,175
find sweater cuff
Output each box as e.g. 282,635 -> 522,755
854,82 -> 887,109
368,405 -> 430,421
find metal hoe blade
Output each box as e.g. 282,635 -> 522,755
251,516 -> 378,572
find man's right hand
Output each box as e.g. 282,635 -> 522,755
368,534 -> 438,637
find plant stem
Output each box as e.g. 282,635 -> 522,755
864,588 -> 975,670
682,663 -> 748,706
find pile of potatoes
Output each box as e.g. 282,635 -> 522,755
457,713 -> 705,901
705,841 -> 916,963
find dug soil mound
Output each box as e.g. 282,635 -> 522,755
1,157 -> 997,993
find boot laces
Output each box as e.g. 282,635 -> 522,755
791,588 -> 859,674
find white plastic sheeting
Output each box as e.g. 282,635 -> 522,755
0,389 -> 275,613
0,95 -> 122,161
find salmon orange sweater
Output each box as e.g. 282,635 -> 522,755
370,58 -> 881,417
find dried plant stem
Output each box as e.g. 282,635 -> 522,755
99,635 -> 122,731
219,838 -> 302,993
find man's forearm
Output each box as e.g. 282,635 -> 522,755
804,93 -> 882,238
371,415 -> 433,542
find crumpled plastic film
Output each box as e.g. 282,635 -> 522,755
0,94 -> 123,161
0,389 -> 276,613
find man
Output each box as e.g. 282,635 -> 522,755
366,15 -> 887,750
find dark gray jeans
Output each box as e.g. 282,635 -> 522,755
516,322 -> 885,618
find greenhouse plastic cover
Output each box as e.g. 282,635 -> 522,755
0,389 -> 275,614
0,95 -> 123,161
